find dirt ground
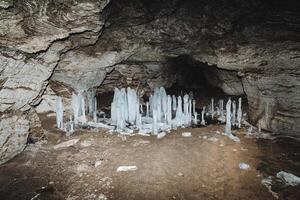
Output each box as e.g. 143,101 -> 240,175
0,115 -> 299,200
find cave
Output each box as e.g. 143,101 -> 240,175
0,0 -> 300,199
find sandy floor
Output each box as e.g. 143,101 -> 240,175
0,116 -> 299,200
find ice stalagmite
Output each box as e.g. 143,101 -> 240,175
152,109 -> 158,135
237,97 -> 242,128
188,99 -> 192,126
175,96 -> 183,126
192,100 -> 196,116
201,107 -> 206,125
225,98 -> 232,135
232,100 -> 236,126
72,93 -> 80,124
183,94 -> 189,126
146,102 -> 149,117
80,93 -> 87,123
93,97 -> 97,123
87,90 -> 95,115
160,87 -> 168,121
194,112 -> 198,125
219,99 -> 224,117
167,95 -> 172,125
127,87 -> 137,124
172,95 -> 177,111
56,96 -> 64,129
69,115 -> 74,133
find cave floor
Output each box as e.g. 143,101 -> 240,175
0,118 -> 299,200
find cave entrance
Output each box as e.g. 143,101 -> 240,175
167,55 -> 231,109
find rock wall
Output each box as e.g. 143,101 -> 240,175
0,0 -> 299,163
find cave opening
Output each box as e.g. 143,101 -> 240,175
1,0 -> 300,199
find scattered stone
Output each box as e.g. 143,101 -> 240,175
117,166 -> 138,172
203,136 -> 207,139
80,140 -> 93,147
182,132 -> 192,137
76,163 -> 90,173
239,163 -> 250,170
54,139 -> 79,149
177,172 -> 184,177
157,132 -> 166,139
276,171 -> 300,186
207,137 -> 218,142
97,194 -> 107,200
95,160 -> 103,168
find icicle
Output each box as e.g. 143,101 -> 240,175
237,97 -> 242,128
225,98 -> 232,135
211,98 -> 214,119
201,106 -> 206,126
136,113 -> 142,130
172,95 -> 177,111
232,100 -> 236,126
56,96 -> 64,129
93,97 -> 97,123
127,87 -> 136,123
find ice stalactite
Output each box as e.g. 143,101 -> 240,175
69,115 -> 74,133
79,93 -> 87,123
194,112 -> 198,125
56,96 -> 64,129
237,97 -> 242,128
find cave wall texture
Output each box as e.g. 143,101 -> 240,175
0,0 -> 299,164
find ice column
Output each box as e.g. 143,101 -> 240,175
56,96 -> 64,129
225,98 -> 232,135
237,97 -> 242,128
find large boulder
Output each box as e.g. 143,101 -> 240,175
0,114 -> 29,165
